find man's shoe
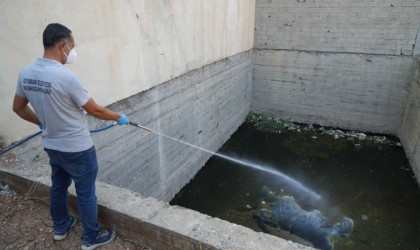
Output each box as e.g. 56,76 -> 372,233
53,216 -> 76,241
81,229 -> 116,250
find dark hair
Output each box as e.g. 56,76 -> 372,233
42,23 -> 72,48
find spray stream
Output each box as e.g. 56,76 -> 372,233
129,122 -> 321,200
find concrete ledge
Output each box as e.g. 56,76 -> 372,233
0,149 -> 313,250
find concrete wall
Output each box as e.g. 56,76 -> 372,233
252,50 -> 416,134
0,0 -> 255,146
252,0 -> 420,135
91,51 -> 252,202
400,59 -> 420,184
254,0 -> 420,55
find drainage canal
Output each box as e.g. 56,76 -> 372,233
170,113 -> 420,250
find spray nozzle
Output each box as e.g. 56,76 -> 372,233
129,121 -> 153,132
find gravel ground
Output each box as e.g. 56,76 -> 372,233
0,191 -> 147,250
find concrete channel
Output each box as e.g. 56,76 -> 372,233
1,49 -> 419,249
1,0 -> 420,249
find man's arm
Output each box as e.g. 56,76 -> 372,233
12,95 -> 41,126
82,98 -> 122,121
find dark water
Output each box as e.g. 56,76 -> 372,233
170,123 -> 420,250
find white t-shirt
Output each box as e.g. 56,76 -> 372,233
16,58 -> 93,152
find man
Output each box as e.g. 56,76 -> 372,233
13,23 -> 128,250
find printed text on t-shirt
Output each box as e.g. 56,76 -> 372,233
23,78 -> 52,94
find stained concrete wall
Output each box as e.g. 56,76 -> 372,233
0,0 -> 255,146
252,50 -> 417,134
91,51 -> 252,202
254,0 -> 420,56
400,59 -> 420,184
252,0 -> 420,135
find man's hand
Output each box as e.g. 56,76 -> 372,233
116,114 -> 129,125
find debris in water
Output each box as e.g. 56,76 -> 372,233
259,193 -> 353,250
361,215 -> 369,221
245,112 -> 400,147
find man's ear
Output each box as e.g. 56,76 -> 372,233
58,40 -> 66,52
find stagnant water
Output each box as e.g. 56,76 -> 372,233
151,129 -> 321,200
170,122 -> 420,250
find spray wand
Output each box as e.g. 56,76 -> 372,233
129,121 -> 153,132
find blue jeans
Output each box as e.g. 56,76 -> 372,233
45,146 -> 100,242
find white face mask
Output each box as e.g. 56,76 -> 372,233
64,44 -> 77,64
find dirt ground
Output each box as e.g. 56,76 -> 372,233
0,193 -> 147,250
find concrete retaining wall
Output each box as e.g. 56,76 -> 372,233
252,49 -> 416,134
254,0 -> 420,56
252,0 -> 420,134
400,59 -> 420,184
91,50 -> 252,202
